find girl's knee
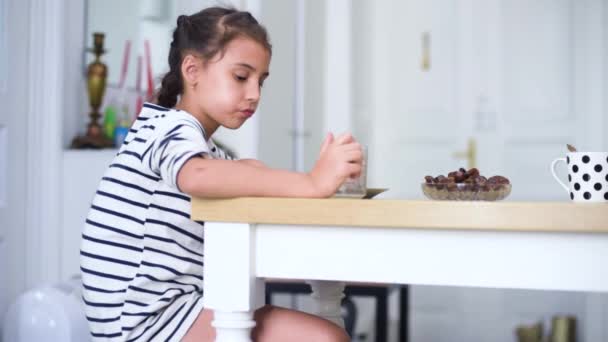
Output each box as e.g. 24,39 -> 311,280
320,323 -> 350,342
335,328 -> 351,342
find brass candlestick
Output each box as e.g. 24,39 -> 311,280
72,32 -> 113,148
549,316 -> 576,342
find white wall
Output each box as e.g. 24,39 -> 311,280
302,1 -> 326,171
255,0 -> 326,171
256,0 -> 296,168
87,1 -> 142,86
0,238 -> 7,337
351,0 -> 374,174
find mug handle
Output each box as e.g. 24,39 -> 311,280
550,158 -> 569,193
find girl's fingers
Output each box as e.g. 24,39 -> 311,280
337,141 -> 362,152
335,132 -> 354,145
346,163 -> 362,177
344,149 -> 363,163
319,133 -> 334,155
350,170 -> 362,178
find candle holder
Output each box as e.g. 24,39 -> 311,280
72,32 -> 113,148
549,316 -> 576,342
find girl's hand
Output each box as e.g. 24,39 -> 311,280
308,132 -> 363,197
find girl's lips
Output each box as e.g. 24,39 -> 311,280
240,110 -> 254,118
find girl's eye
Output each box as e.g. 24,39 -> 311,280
235,75 -> 247,82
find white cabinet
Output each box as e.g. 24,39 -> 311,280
60,150 -> 117,280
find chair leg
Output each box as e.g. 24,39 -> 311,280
375,287 -> 388,342
341,296 -> 358,338
399,285 -> 409,342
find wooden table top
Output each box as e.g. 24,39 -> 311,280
191,198 -> 608,233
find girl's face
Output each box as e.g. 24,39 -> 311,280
195,37 -> 270,130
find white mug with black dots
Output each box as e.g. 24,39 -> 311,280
551,152 -> 608,202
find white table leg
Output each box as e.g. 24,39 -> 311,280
212,311 -> 256,341
204,222 -> 265,342
306,280 -> 346,328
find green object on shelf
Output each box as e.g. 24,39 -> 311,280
103,105 -> 117,140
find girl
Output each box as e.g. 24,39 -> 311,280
80,6 -> 361,342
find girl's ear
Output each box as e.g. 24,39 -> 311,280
181,54 -> 201,89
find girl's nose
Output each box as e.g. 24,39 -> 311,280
246,82 -> 261,102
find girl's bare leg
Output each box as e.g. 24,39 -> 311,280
182,305 -> 349,342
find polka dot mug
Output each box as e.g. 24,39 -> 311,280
551,152 -> 608,202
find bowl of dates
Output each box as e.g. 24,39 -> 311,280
422,168 -> 511,201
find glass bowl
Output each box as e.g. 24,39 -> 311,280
421,182 -> 512,201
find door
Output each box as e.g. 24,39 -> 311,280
0,0 -> 29,325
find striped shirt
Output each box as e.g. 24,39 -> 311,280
80,103 -> 232,341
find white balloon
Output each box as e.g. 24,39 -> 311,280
3,278 -> 91,342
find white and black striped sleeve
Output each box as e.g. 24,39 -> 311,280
150,119 -> 210,189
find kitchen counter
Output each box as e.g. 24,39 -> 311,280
191,198 -> 608,342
